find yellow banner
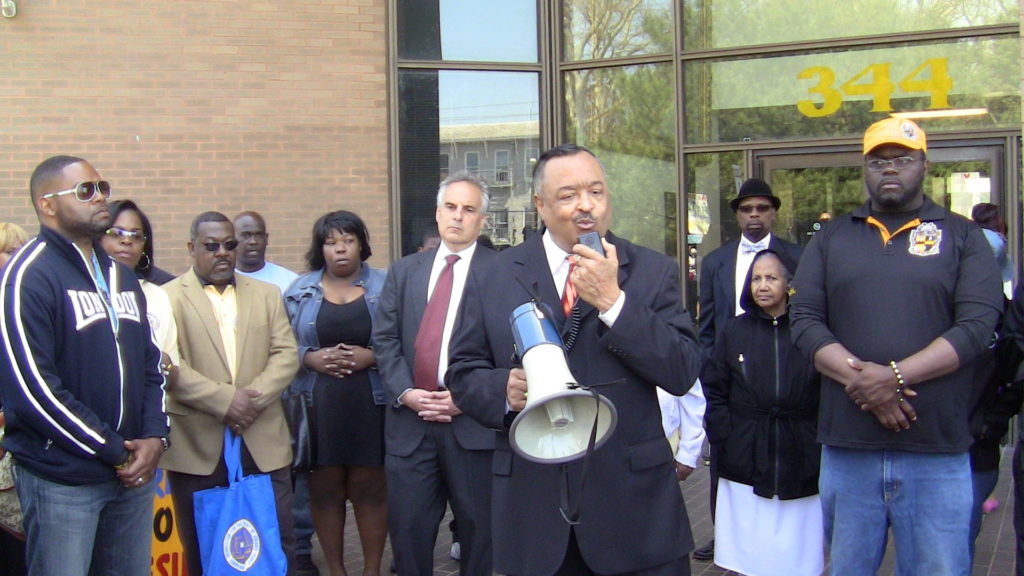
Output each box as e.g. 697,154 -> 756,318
151,468 -> 187,576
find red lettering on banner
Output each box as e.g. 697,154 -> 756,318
151,551 -> 185,576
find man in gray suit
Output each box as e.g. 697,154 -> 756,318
374,172 -> 495,575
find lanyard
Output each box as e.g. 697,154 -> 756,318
91,251 -> 119,334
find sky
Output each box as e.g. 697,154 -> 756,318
437,0 -> 539,125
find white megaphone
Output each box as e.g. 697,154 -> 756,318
508,302 -> 617,464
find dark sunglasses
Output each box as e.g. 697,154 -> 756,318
41,181 -> 112,203
201,239 -> 239,252
738,203 -> 773,214
105,227 -> 147,244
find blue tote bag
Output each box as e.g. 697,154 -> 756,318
193,428 -> 288,575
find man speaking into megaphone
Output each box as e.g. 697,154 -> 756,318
446,144 -> 702,576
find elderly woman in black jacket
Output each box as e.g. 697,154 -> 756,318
702,249 -> 822,576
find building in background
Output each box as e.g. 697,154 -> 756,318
1,0 -> 1021,306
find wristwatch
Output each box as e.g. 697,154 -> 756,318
114,449 -> 132,469
157,437 -> 171,451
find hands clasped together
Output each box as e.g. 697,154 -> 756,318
402,389 -> 463,423
843,357 -> 917,432
115,437 -> 163,489
307,342 -> 375,380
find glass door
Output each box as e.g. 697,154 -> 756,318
757,143 -> 1005,247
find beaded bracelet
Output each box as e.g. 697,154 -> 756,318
890,360 -> 905,402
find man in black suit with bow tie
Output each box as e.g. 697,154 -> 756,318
693,178 -> 802,561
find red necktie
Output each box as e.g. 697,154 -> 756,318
561,256 -> 577,317
413,254 -> 460,391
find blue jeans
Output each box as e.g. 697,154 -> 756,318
15,464 -> 154,576
293,469 -> 314,556
1011,443 -> 1024,576
970,468 -> 999,563
820,446 -> 971,576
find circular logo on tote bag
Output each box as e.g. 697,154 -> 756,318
222,518 -> 262,571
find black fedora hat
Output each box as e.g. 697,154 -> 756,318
730,178 -> 782,212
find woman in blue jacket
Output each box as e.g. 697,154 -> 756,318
284,210 -> 387,576
703,249 -> 822,576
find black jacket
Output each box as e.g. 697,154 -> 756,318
0,226 -> 167,485
703,309 -> 820,500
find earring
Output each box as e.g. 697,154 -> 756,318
140,252 -> 152,271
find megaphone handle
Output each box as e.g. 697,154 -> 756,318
558,389 -> 602,526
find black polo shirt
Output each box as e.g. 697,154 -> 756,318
790,196 -> 1002,452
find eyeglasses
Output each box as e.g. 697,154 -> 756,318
737,203 -> 774,214
105,227 -> 147,244
865,156 -> 917,172
201,240 -> 239,253
41,181 -> 112,202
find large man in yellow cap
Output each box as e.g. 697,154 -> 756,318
790,118 -> 1003,574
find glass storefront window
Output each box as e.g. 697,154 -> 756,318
564,63 -> 677,256
397,69 -> 540,255
563,0 -> 673,62
685,150 -> 744,316
685,36 -> 1020,145
397,0 -> 538,62
683,0 -> 1017,51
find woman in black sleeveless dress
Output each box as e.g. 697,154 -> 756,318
284,211 -> 388,576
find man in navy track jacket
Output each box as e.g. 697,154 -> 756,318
0,155 -> 168,575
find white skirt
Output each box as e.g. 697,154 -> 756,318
714,478 -> 825,576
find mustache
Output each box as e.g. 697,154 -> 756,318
573,214 -> 594,226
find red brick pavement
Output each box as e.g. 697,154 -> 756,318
314,447 -> 1018,575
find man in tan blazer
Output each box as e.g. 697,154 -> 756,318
162,211 -> 300,576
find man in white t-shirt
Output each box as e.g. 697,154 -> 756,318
234,211 -> 298,294
232,210 -> 311,573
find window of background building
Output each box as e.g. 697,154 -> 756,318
395,0 -> 540,255
465,152 -> 480,174
495,150 -> 511,184
393,0 -> 1020,306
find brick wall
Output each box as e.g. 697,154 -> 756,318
0,0 -> 390,275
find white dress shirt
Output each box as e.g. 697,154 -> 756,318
658,379 -> 707,469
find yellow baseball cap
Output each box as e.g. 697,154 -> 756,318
863,118 -> 927,155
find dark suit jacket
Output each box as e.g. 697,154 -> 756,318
374,246 -> 497,457
446,232 -> 701,576
698,235 -> 803,360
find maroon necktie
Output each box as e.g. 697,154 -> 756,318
413,254 -> 460,391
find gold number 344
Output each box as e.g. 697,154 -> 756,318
797,58 -> 952,118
